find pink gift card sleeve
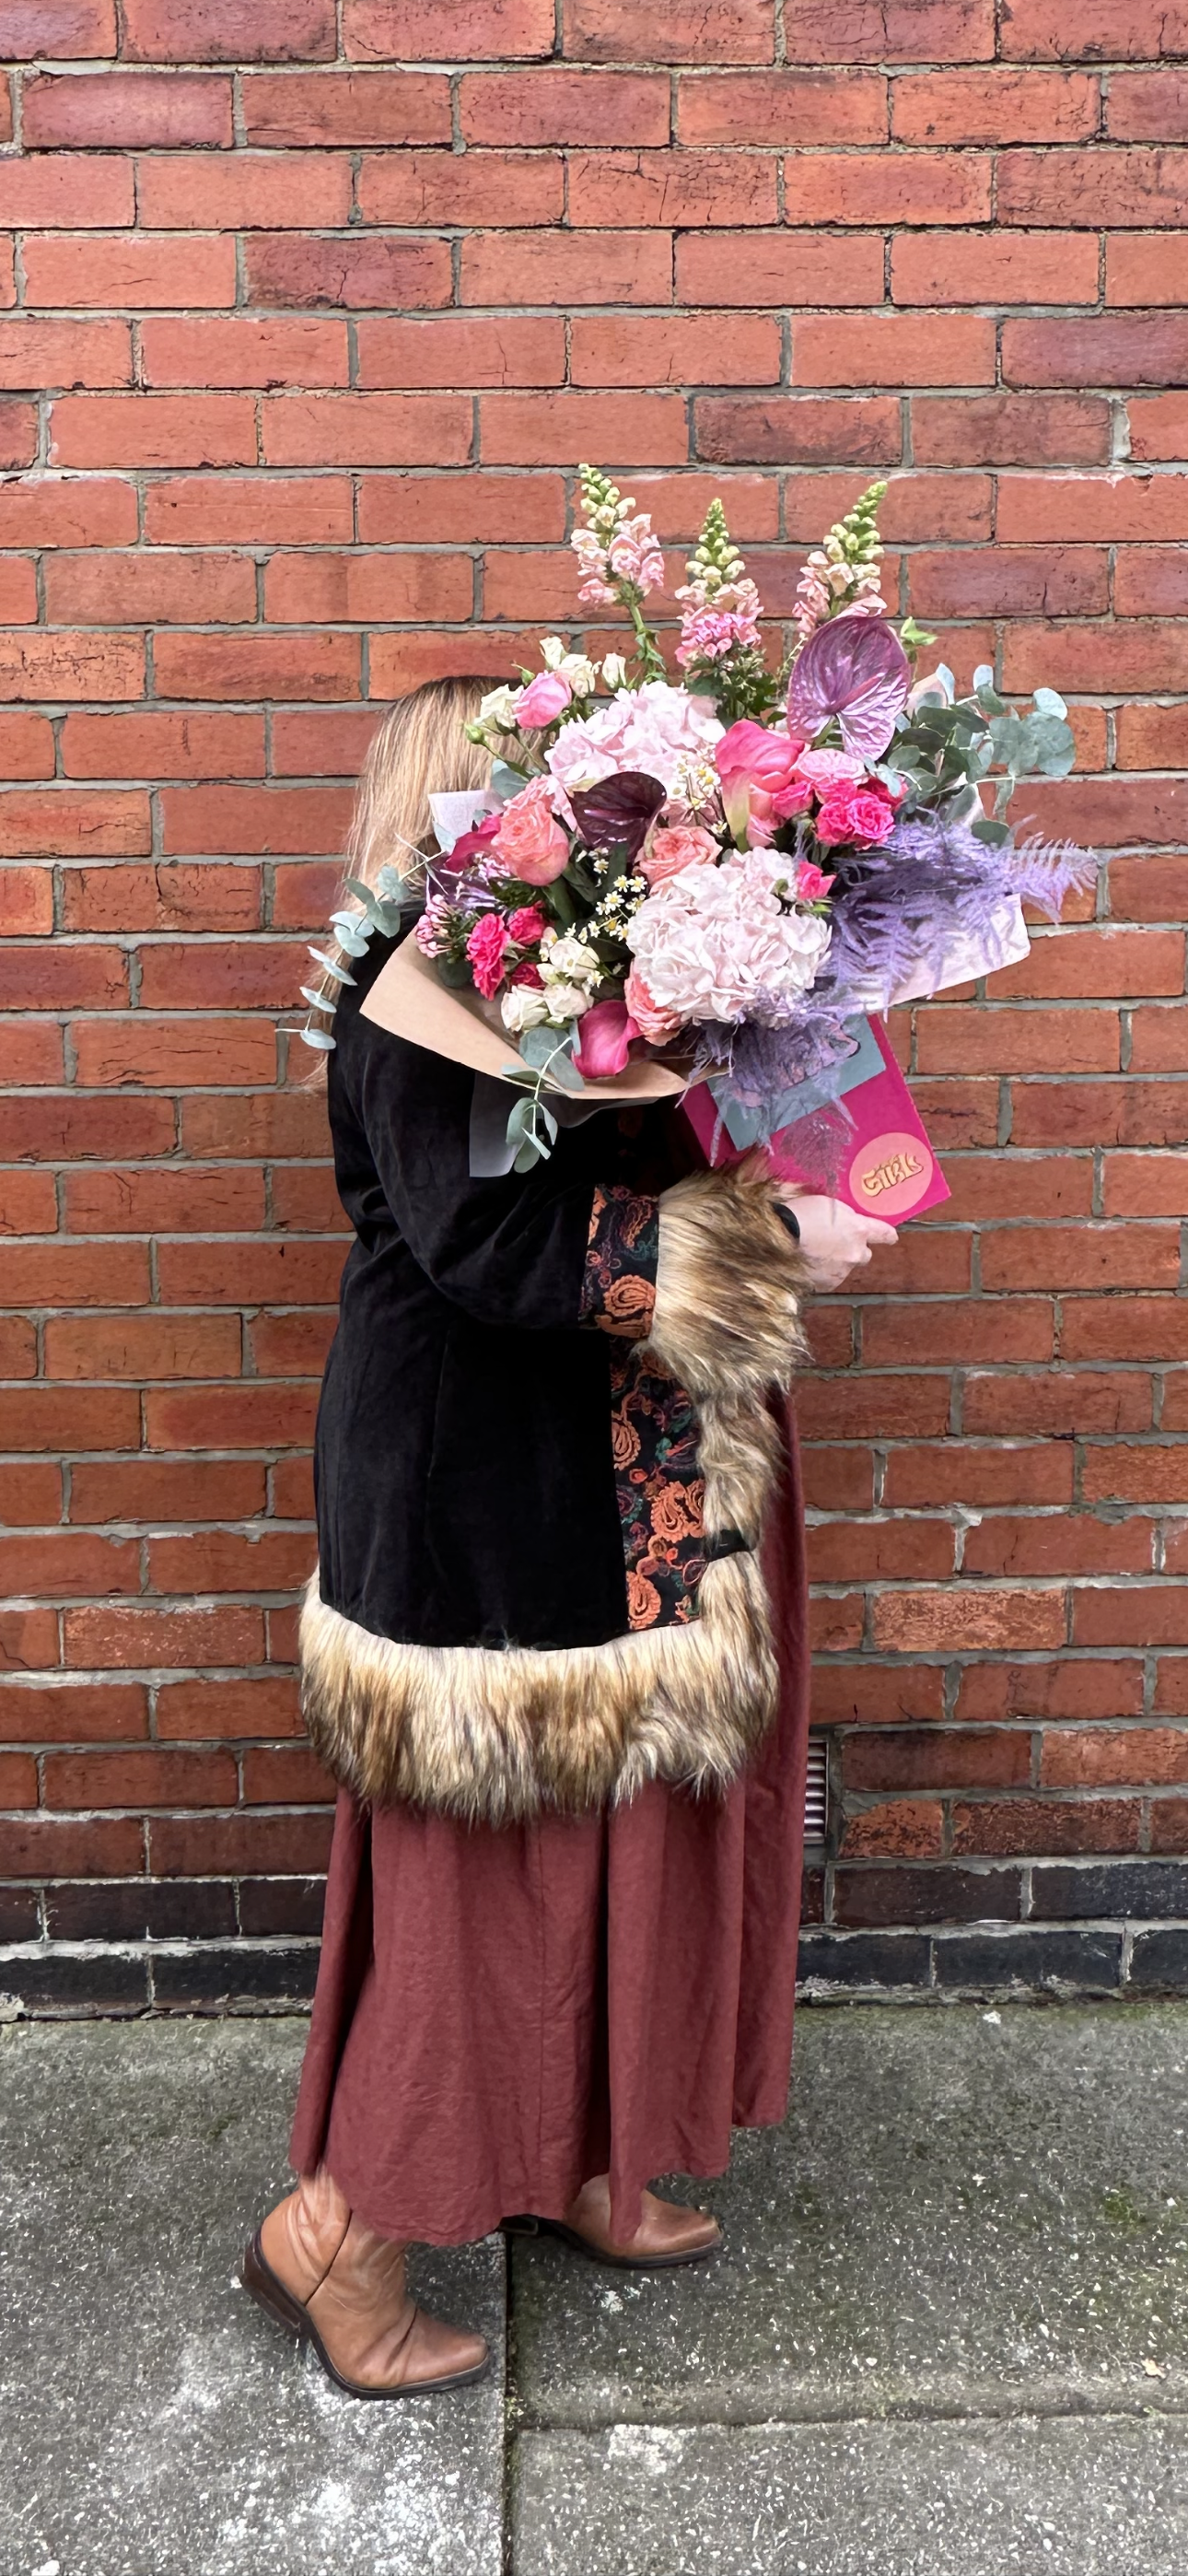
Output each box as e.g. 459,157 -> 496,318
682,1016 -> 949,1224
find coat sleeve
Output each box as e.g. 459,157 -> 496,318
347,1017 -> 660,1339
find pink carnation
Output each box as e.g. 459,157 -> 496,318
623,968 -> 683,1044
516,670 -> 573,727
796,859 -> 835,904
466,912 -> 511,998
639,821 -> 720,886
493,778 -> 571,885
814,785 -> 897,850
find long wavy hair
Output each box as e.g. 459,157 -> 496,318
304,675 -> 493,1063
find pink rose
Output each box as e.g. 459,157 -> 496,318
493,779 -> 571,885
639,821 -> 720,886
466,912 -> 511,999
814,786 -> 897,850
796,859 -> 835,903
770,777 -> 814,822
793,748 -> 866,790
715,719 -> 807,845
623,968 -> 683,1044
572,997 -> 640,1079
507,905 -> 547,945
516,670 -> 573,727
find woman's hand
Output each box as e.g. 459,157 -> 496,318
775,1187 -> 898,1293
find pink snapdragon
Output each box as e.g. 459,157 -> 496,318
675,580 -> 763,673
573,513 -> 664,608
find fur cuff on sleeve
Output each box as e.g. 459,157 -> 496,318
645,1158 -> 810,1404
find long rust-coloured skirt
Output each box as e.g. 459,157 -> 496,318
288,1410 -> 810,2245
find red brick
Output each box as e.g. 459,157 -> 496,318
147,1811 -> 332,1874
564,0 -> 774,59
1131,1007 -> 1188,1073
841,1799 -> 946,1858
0,1317 -> 37,1376
63,1603 -> 264,1669
123,0 -> 335,58
0,942 -> 128,1009
146,1529 -> 313,1593
1108,71 -> 1188,138
809,1594 -> 866,1653
695,395 -> 902,465
262,394 -> 472,469
1128,394 -> 1188,461
270,714 -> 379,779
892,231 -> 1099,305
810,1663 -> 946,1726
357,149 -> 563,228
1005,620 -> 1188,693
951,1798 -> 1140,1856
963,1372 -> 1150,1436
990,925 -> 1184,998
461,68 -> 668,142
884,1444 -> 1074,1509
1107,236 -> 1188,305
0,1682 -> 146,1745
0,1240 -> 149,1307
138,939 -> 305,1009
62,714 -> 264,786
145,1382 -> 320,1448
1150,1801 -> 1188,1854
1005,314 -> 1188,387
44,1312 -> 240,1383
1010,1083 -> 1187,1151
2,1816 -> 146,1876
141,317 -> 349,391
479,392 -> 688,465
1101,1154 -> 1188,1218
0,319 -> 132,391
0,1169 -> 57,1235
0,719 -> 54,783
863,1299 -> 1054,1368
158,783 -> 353,860
137,152 -> 350,230
808,1519 -> 954,1583
915,1006 -> 1119,1077
1063,1295 -> 1188,1359
1000,0 -> 1188,58
23,71 -> 234,147
784,0 -> 991,56
569,149 -> 777,227
248,1310 -> 338,1376
0,790 -> 149,857
60,858 -> 261,928
957,1662 -> 1144,1723
245,233 -> 451,314
155,1239 -> 343,1305
872,1588 -> 1066,1653
180,1092 -> 329,1158
0,403 -> 37,469
72,1015 -> 277,1088
675,230 -> 883,308
0,478 -> 137,552
0,157 -> 132,228
50,394 -> 255,470
24,234 -> 237,310
44,551 -> 255,626
1115,550 -> 1188,616
65,1165 -> 263,1240
241,1745 -> 332,1803
911,394 -> 1111,465
68,1458 -> 264,1524
45,1747 -> 238,1809
963,1517 -> 1152,1578
145,475 -> 353,545
571,313 -> 780,387
461,228 -> 672,308
844,1729 -> 1031,1791
678,68 -> 885,142
1073,1589 -> 1188,1648
0,630 -> 145,700
999,147 -> 1188,227
0,1097 -> 176,1163
152,631 -> 359,700
1082,1445 -> 1188,1504
786,149 -> 990,226
271,1457 -> 315,1519
242,68 -> 450,145
156,1674 -> 302,1740
795,314 -> 996,388
0,856 -> 52,929
900,66 -> 1100,141
1156,1662 -> 1188,1717
1043,1727 -> 1188,1786
5,2 -> 115,52
356,316 -> 565,390
0,1532 -> 140,1598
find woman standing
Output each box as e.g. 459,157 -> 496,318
242,680 -> 894,2398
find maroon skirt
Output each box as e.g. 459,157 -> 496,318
288,1410 -> 810,2245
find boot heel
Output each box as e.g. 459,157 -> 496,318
501,2213 -> 542,2239
240,2229 -> 309,2341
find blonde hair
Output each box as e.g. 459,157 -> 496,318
304,675 -> 493,1062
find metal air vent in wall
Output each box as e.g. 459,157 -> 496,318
803,1735 -> 828,1844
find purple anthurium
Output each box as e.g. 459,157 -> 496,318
787,612 -> 911,761
568,769 -> 666,859
572,998 -> 639,1078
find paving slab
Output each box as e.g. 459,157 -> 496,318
0,2020 -> 506,2576
510,2002 -> 1188,2424
513,2415 -> 1188,2576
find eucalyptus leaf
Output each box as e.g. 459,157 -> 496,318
518,1024 -> 563,1069
306,946 -> 355,985
298,1025 -> 336,1050
971,814 -> 1011,845
1032,686 -> 1067,719
491,759 -> 526,805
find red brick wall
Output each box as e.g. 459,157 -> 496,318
1,0 -> 1186,2011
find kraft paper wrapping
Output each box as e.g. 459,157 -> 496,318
360,933 -> 691,1105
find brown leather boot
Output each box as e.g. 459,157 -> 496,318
506,2175 -> 722,2270
242,2167 -> 489,2398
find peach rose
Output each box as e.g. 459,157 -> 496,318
639,821 -> 720,886
623,967 -> 683,1044
492,779 -> 570,885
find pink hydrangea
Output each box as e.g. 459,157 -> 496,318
466,912 -> 511,998
546,682 -> 723,801
627,849 -> 832,1027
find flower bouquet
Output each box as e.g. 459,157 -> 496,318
353,465 -> 1094,1175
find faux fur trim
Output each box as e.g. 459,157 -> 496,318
301,1165 -> 809,1821
300,1547 -> 777,1826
